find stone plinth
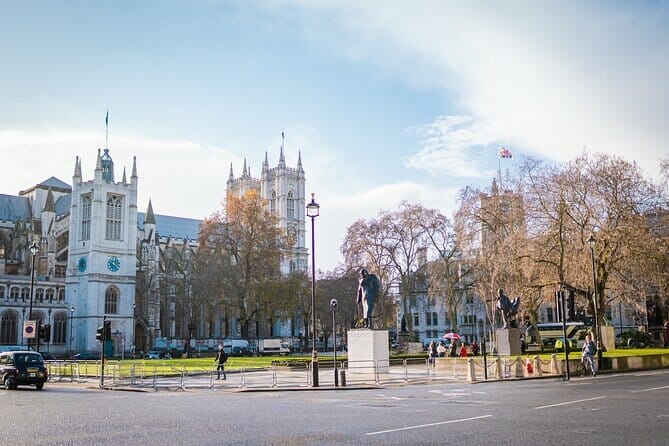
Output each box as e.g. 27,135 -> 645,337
496,328 -> 521,356
347,329 -> 389,375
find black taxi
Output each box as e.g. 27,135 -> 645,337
0,350 -> 48,390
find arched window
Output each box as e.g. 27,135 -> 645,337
45,288 -> 54,302
289,260 -> 296,273
53,312 -> 67,344
287,191 -> 295,220
81,193 -> 92,241
36,288 -> 44,303
58,288 -> 65,302
10,287 -> 19,302
270,191 -> 276,214
20,287 -> 30,302
0,287 -> 4,300
106,194 -> 123,240
0,311 -> 19,344
105,287 -> 119,314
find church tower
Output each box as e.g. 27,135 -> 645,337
65,149 -> 138,353
227,133 -> 308,274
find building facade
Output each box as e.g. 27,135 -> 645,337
1,141 -> 307,355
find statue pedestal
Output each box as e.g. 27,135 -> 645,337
397,331 -> 411,347
496,328 -> 521,356
347,329 -> 389,375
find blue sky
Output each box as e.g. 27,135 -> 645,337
1,1 -> 668,271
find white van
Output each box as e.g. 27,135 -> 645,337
257,338 -> 290,356
222,339 -> 251,356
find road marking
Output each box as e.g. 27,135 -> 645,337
366,414 -> 492,436
535,396 -> 606,409
629,385 -> 669,393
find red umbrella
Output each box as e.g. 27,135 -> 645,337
442,332 -> 460,340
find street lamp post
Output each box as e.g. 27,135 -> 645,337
306,193 -> 320,387
47,308 -> 52,354
28,242 -> 39,348
330,299 -> 338,387
69,306 -> 74,353
588,234 -> 603,370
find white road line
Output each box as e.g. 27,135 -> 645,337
629,385 -> 669,393
535,396 -> 606,409
366,414 -> 492,436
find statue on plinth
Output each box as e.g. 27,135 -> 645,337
356,269 -> 380,329
496,288 -> 520,329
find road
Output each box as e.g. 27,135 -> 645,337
1,370 -> 667,445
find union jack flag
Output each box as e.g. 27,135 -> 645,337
498,147 -> 512,158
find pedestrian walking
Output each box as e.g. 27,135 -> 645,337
215,344 -> 228,380
581,334 -> 596,377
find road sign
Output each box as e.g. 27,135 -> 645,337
23,320 -> 37,339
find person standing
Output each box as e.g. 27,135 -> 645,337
428,340 -> 437,365
459,343 -> 468,358
581,334 -> 596,377
215,344 -> 228,380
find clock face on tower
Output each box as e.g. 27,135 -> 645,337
77,256 -> 87,272
106,256 -> 121,272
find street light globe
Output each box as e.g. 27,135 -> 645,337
330,299 -> 337,309
29,242 -> 39,256
588,233 -> 596,249
306,193 -> 320,218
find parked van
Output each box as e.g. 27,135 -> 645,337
222,339 -> 251,356
257,339 -> 290,356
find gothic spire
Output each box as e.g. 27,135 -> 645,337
145,198 -> 156,225
73,156 -> 82,182
122,167 -> 127,184
43,187 -> 55,212
131,156 -> 137,178
228,163 -> 234,180
243,158 -> 248,176
297,150 -> 303,171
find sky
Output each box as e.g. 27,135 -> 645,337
1,1 -> 668,272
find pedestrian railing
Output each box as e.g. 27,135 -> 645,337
46,355 -> 562,390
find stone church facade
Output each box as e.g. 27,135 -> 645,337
0,140 -> 307,355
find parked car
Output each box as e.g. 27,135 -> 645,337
70,352 -> 100,361
144,351 -> 162,359
231,346 -> 252,357
0,350 -> 48,390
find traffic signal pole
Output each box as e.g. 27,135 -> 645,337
100,316 -> 106,387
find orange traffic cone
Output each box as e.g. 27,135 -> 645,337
525,357 -> 533,374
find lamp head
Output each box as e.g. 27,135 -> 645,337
306,193 -> 320,218
70,306 -> 74,313
588,234 -> 595,249
330,298 -> 337,309
29,242 -> 39,256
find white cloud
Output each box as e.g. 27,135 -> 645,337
406,115 -> 499,178
288,1 -> 669,179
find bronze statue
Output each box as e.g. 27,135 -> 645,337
357,269 -> 380,329
496,288 -> 520,329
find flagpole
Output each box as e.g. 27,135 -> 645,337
105,109 -> 109,150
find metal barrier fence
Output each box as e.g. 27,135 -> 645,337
46,355 -> 560,390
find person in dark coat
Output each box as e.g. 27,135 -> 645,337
215,344 -> 228,380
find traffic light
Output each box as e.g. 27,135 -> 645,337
44,324 -> 51,342
104,321 -> 111,341
38,324 -> 45,341
96,325 -> 105,342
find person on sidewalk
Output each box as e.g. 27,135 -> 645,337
428,340 -> 437,365
581,334 -> 596,377
459,343 -> 468,358
215,344 -> 228,380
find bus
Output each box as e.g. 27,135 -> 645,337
534,322 -> 588,348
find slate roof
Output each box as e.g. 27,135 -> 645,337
55,195 -> 71,217
138,212 -> 201,241
0,194 -> 31,221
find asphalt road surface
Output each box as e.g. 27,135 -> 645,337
1,370 -> 667,445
